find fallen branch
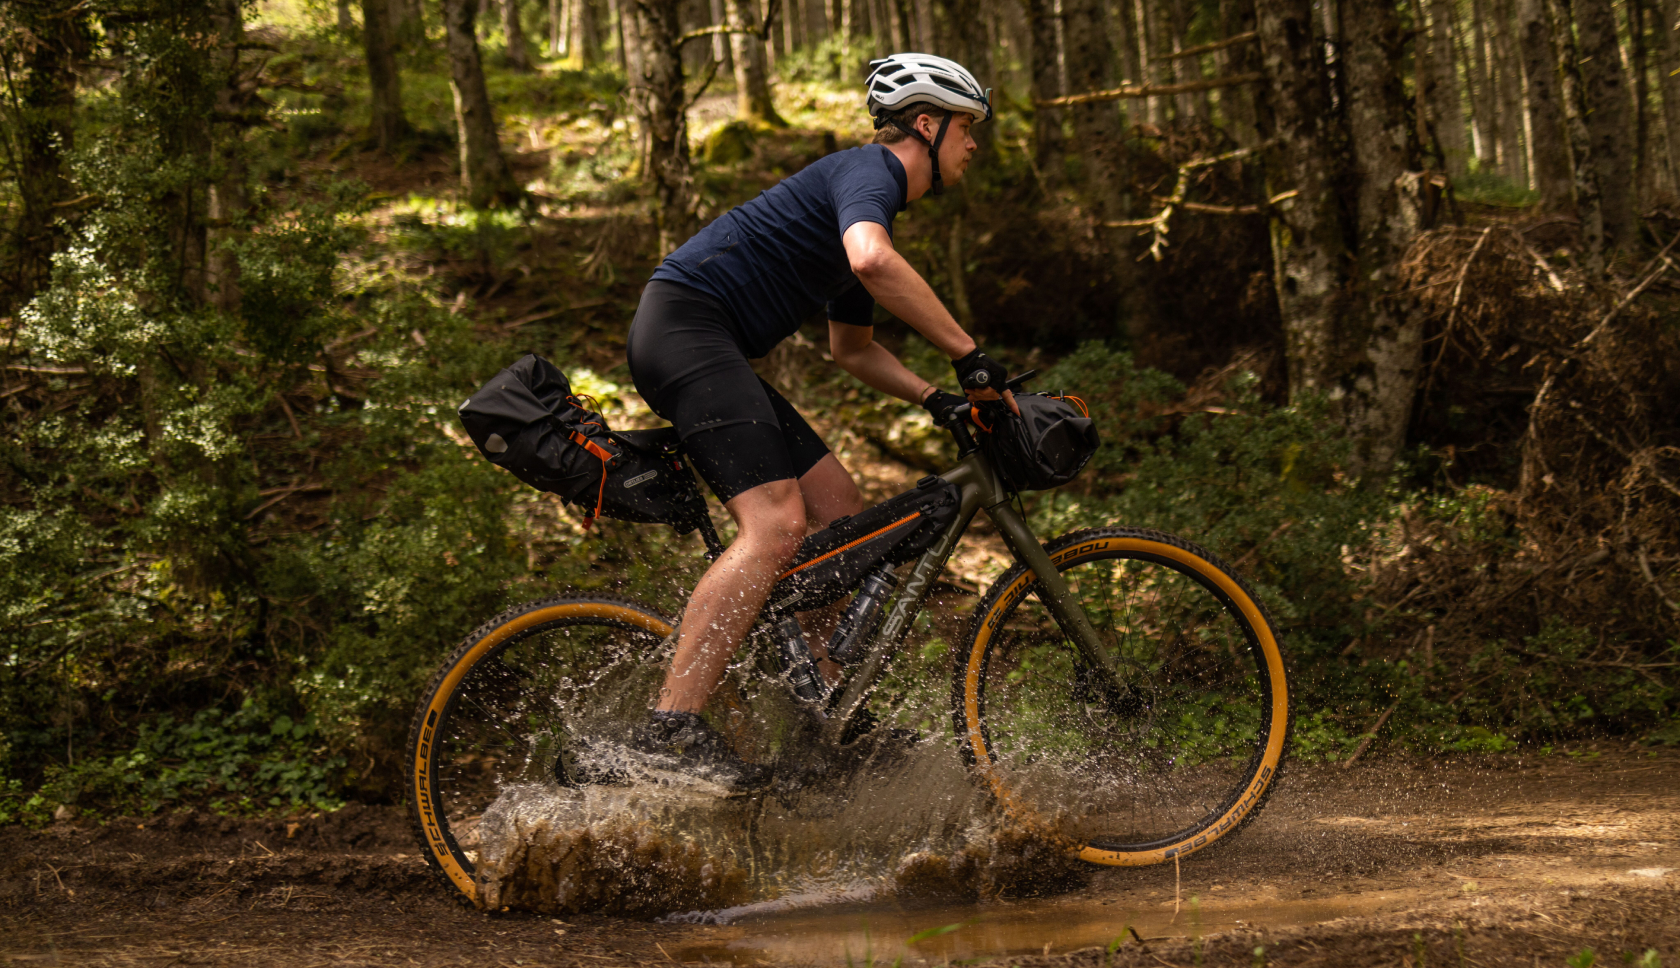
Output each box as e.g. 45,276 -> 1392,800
1578,228 -> 1680,346
1162,31 -> 1257,60
1515,235 -> 1567,292
678,0 -> 780,44
1341,700 -> 1400,769
1035,73 -> 1263,107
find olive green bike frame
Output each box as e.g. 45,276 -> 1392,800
819,447 -> 1115,745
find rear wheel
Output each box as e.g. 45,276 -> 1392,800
407,596 -> 673,905
952,527 -> 1291,867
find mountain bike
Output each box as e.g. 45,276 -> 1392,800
407,373 -> 1293,907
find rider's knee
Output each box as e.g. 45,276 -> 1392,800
735,480 -> 808,563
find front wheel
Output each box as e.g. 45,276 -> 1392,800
407,595 -> 674,905
952,527 -> 1291,867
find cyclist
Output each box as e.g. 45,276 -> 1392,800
623,53 -> 1017,794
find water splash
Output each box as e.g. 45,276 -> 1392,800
473,735 -> 1088,918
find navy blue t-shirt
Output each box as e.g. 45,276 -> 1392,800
650,144 -> 908,358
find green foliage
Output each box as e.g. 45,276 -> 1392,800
1034,343 -> 1388,667
1569,948 -> 1598,968
34,700 -> 347,818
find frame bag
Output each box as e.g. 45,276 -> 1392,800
766,478 -> 961,613
974,392 -> 1099,492
457,354 -> 709,534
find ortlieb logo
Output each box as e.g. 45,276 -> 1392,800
623,470 -> 658,488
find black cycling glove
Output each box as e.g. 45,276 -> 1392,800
920,387 -> 967,423
952,349 -> 1009,394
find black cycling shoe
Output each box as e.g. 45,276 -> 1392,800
626,711 -> 774,795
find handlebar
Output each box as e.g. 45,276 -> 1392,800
938,370 -> 1035,455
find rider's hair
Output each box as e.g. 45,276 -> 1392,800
871,102 -> 950,145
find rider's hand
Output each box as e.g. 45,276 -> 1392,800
920,387 -> 968,424
952,349 -> 1021,416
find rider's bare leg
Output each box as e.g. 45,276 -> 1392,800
792,454 -> 865,684
656,479 -> 807,715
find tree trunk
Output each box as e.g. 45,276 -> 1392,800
1548,0 -> 1607,271
363,0 -> 413,152
609,0 -> 628,68
1256,0 -> 1343,400
1469,0 -> 1496,168
1218,0 -> 1261,143
504,0 -> 534,69
11,0 -> 87,309
1653,0 -> 1680,191
1340,0 -> 1429,473
1425,0 -> 1470,178
574,0 -> 600,65
1572,0 -> 1636,250
1631,0 -> 1654,204
338,0 -> 355,30
626,0 -> 694,254
208,0 -> 252,314
708,0 -> 733,68
1493,0 -> 1527,181
442,0 -> 522,208
727,0 -> 785,124
1517,0 -> 1573,206
1025,0 -> 1064,181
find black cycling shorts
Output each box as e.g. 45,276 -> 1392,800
626,280 -> 831,504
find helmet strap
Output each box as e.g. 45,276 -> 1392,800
879,110 -> 954,198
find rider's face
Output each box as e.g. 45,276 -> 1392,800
917,112 -> 980,184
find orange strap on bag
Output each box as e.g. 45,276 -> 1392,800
568,429 -> 615,529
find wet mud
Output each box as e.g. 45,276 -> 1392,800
3,750 -> 1678,967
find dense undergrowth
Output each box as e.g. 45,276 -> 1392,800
1,5 -> 1677,826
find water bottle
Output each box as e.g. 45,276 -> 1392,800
826,563 -> 899,666
775,615 -> 829,704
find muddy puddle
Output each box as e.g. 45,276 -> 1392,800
671,891 -> 1419,965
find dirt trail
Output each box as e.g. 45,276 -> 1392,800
3,751 -> 1677,967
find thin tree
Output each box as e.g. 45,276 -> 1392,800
1569,0 -> 1636,250
5,0 -> 89,309
442,0 -> 523,208
624,0 -> 694,253
574,0 -> 601,65
1425,0 -> 1470,178
504,0 -> 535,70
1516,0 -> 1573,207
727,0 -> 784,124
1547,0 -> 1606,269
1024,0 -> 1064,180
1653,0 -> 1680,191
363,0 -> 414,152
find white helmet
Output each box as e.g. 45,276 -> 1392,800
865,53 -> 992,123
864,53 -> 990,196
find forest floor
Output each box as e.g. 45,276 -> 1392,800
3,749 -> 1678,967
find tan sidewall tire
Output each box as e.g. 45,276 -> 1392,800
951,527 -> 1291,868
406,596 -> 673,906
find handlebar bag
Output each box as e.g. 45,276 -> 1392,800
765,478 -> 961,614
457,354 -> 709,534
973,392 -> 1100,492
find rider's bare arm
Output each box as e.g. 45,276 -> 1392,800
828,322 -> 940,405
843,222 -> 976,361
842,221 -> 1019,415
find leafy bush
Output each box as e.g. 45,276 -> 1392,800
31,700 -> 347,819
